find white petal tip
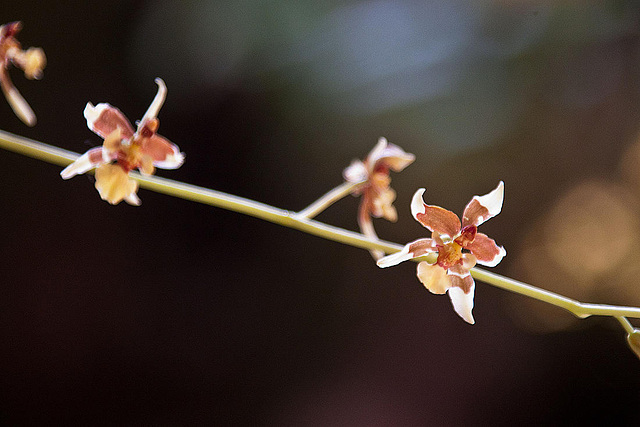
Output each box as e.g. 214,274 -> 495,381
60,154 -> 94,180
477,246 -> 507,268
124,193 -> 142,206
140,78 -> 168,123
476,181 -> 504,217
343,160 -> 367,183
448,285 -> 475,324
154,77 -> 166,90
377,246 -> 412,268
411,188 -> 426,218
5,86 -> 36,126
83,102 -> 110,128
155,152 -> 185,169
60,168 -> 73,180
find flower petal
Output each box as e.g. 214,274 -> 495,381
358,204 -> 384,261
141,134 -> 184,169
377,238 -> 436,268
124,192 -> 142,206
466,232 -> 506,267
139,78 -> 167,125
411,188 -> 461,237
60,147 -> 106,179
448,253 -> 477,278
462,181 -> 504,227
448,281 -> 475,324
0,67 -> 36,126
102,128 -> 122,155
371,187 -> 397,222
94,163 -> 138,205
417,262 -> 450,294
369,137 -> 415,172
448,269 -> 474,293
84,102 -> 135,140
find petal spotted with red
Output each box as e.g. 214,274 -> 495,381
60,147 -> 108,179
465,232 -> 506,267
462,181 -> 504,227
368,137 -> 415,172
141,134 -> 184,169
84,103 -> 135,140
411,189 -> 461,236
448,270 -> 474,294
377,238 -> 436,268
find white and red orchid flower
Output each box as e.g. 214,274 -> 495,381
377,182 -> 506,324
61,78 -> 184,205
0,21 -> 46,126
343,137 -> 415,259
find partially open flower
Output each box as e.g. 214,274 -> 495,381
378,182 -> 506,324
343,137 -> 415,258
61,78 -> 185,205
0,22 -> 46,126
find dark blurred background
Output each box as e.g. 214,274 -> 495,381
1,1 -> 640,425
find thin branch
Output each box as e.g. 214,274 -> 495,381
617,316 -> 635,335
296,180 -> 364,219
3,129 -> 640,320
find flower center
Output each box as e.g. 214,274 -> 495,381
437,241 -> 463,270
454,225 -> 477,247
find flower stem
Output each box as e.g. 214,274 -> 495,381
2,129 -> 640,320
296,180 -> 364,219
470,268 -> 640,319
0,129 -> 77,166
616,316 -> 635,335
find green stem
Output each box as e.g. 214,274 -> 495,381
3,129 -> 640,320
296,180 -> 364,219
616,316 -> 635,335
471,269 -> 640,319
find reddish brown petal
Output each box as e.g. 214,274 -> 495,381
370,138 -> 415,172
60,147 -> 109,179
357,201 -> 384,261
416,207 -> 461,237
454,225 -> 477,247
408,238 -> 437,257
465,232 -> 506,267
377,238 -> 436,268
449,273 -> 474,294
461,181 -> 504,227
141,134 -> 184,169
0,22 -> 22,39
84,103 -> 135,140
411,188 -> 461,236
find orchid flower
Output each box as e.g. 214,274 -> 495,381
60,78 -> 184,205
343,137 -> 415,258
0,21 -> 46,126
377,182 -> 506,324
